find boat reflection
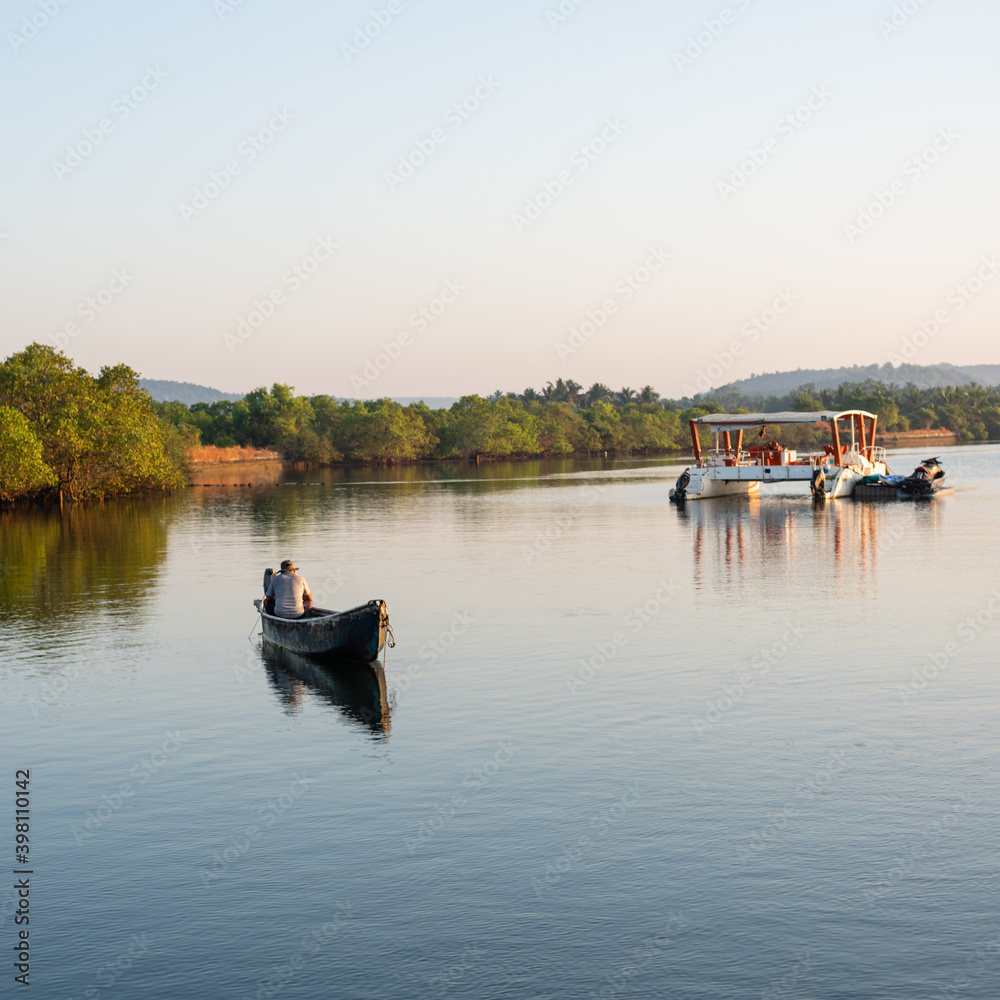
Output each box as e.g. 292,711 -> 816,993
259,639 -> 391,735
677,490 -> 946,588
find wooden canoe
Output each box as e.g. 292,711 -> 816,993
254,599 -> 390,662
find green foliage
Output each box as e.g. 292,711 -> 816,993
148,372 -> 1000,470
0,407 -> 56,500
336,400 -> 434,462
440,396 -> 541,457
0,344 -> 183,501
153,382 -> 697,464
695,379 -> 1000,441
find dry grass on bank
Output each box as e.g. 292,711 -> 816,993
187,445 -> 283,464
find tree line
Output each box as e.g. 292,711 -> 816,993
0,345 -> 184,501
3,345 -> 999,503
699,380 -> 1000,443
156,375 -> 1000,465
153,379 -> 689,465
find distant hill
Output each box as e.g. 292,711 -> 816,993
718,363 -> 1000,396
140,380 -> 243,404
140,379 -> 458,409
390,397 -> 459,409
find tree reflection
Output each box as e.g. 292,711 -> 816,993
0,499 -> 171,621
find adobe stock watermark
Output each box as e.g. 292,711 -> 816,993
234,644 -> 263,687
566,580 -> 679,694
673,0 -> 754,72
385,76 -> 501,191
545,0 -> 592,29
198,773 -> 316,886
393,610 -> 476,696
341,1 -> 405,63
8,0 -> 75,54
429,942 -> 486,997
531,782 -> 643,897
404,740 -> 517,854
240,908 -> 354,1000
349,278 -> 466,393
71,731 -> 190,845
522,484 -> 606,565
587,913 -> 689,1000
716,86 -> 832,202
898,589 -> 1000,703
935,929 -> 1000,1000
736,749 -> 851,865
310,567 -> 348,608
52,66 -> 168,180
188,515 -> 226,557
554,247 -> 669,360
761,950 -> 813,1000
27,653 -> 114,716
692,622 -> 806,736
868,522 -> 906,562
681,288 -> 796,396
511,117 -> 627,233
861,792 -> 974,908
843,127 -> 959,243
878,0 -> 932,39
0,888 -> 19,928
214,0 -> 248,20
49,269 -> 135,351
178,108 -> 295,224
887,255 -> 999,365
65,933 -> 151,998
223,236 -> 338,352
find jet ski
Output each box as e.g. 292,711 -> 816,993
897,457 -> 948,497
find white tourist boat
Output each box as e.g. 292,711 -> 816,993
669,410 -> 888,502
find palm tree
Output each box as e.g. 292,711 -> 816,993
639,385 -> 660,404
615,386 -> 636,406
544,378 -> 581,404
585,383 -> 612,407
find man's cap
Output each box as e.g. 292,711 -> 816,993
280,560 -> 298,571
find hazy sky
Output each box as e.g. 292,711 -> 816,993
3,0 -> 998,397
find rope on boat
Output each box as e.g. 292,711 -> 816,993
370,599 -> 396,666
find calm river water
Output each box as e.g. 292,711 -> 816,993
2,447 -> 999,999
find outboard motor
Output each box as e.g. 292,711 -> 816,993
810,467 -> 827,500
898,457 -> 946,496
263,567 -> 275,594
669,470 -> 691,504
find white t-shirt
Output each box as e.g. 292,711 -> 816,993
266,572 -> 312,618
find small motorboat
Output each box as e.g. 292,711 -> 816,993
897,457 -> 949,498
254,568 -> 393,661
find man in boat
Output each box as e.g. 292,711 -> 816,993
263,560 -> 314,619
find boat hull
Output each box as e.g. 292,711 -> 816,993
670,474 -> 761,501
257,600 -> 388,661
897,485 -> 953,500
670,461 -> 886,501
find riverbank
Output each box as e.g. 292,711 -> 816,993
875,428 -> 960,447
188,445 -> 283,463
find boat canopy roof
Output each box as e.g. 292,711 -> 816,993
694,410 -> 876,430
